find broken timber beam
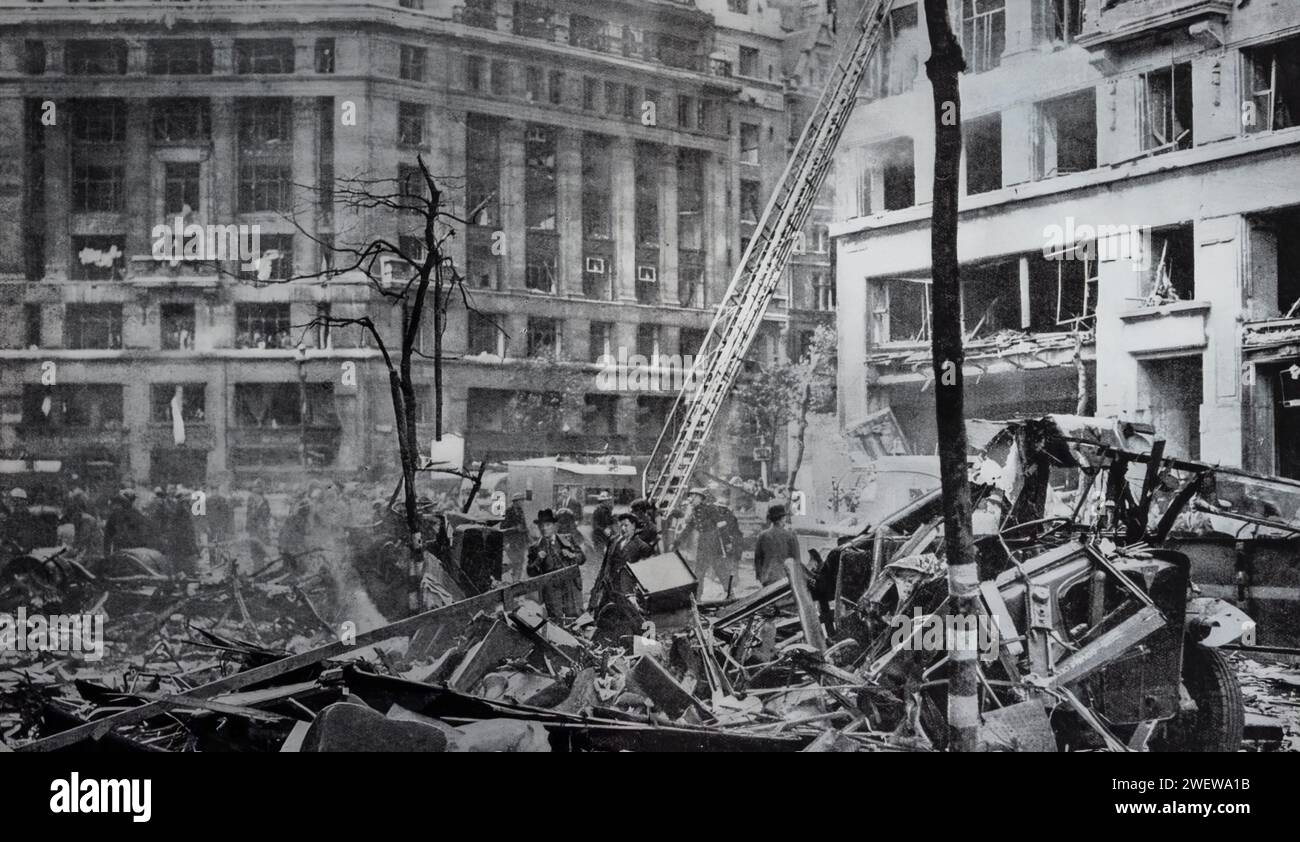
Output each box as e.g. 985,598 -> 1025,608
16,566 -> 582,752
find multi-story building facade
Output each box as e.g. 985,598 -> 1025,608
0,0 -> 837,491
833,0 -> 1300,479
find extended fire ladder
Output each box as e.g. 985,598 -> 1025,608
642,0 -> 895,513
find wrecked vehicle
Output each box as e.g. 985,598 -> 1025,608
817,415 -> 1260,751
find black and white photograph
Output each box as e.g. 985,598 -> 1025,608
0,0 -> 1296,808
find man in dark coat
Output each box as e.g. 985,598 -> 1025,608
526,509 -> 584,620
753,503 -> 801,586
591,492 -> 615,557
589,512 -> 654,614
629,497 -> 660,554
104,489 -> 148,555
677,488 -> 741,587
500,491 -> 530,581
557,486 -> 584,527
168,487 -> 199,575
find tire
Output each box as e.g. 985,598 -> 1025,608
1152,644 -> 1244,752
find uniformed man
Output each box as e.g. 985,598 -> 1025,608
753,503 -> 801,586
677,487 -> 741,587
526,509 -> 584,620
500,491 -> 530,581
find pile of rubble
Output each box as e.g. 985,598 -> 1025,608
5,415 -> 1298,753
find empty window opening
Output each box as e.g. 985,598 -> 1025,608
468,311 -> 503,356
589,322 -> 614,362
525,231 -> 557,292
149,40 -> 213,75
525,125 -> 557,230
1045,0 -> 1083,45
962,0 -> 1005,74
235,303 -> 292,349
71,236 -> 125,282
867,3 -> 920,98
965,112 -> 1002,195
1141,225 -> 1195,305
1140,62 -> 1193,154
874,277 -> 931,343
635,145 -> 660,245
527,318 -> 560,359
740,123 -> 760,165
1035,88 -> 1096,178
235,39 -> 295,74
881,138 -> 915,210
161,303 -> 196,350
1140,356 -> 1202,460
963,259 -> 1021,336
64,304 -> 123,349
466,113 -> 501,227
164,163 -> 201,216
1243,36 -> 1300,134
399,45 -> 426,81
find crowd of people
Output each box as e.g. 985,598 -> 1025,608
2,472 -> 805,636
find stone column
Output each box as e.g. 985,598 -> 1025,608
293,97 -> 318,274
499,119 -> 527,291
43,100 -> 69,281
212,37 -> 234,75
1197,215 -> 1244,467
124,99 -> 152,261
0,96 -> 25,278
295,36 -> 315,75
210,98 -> 237,279
658,147 -> 680,306
1000,103 -> 1035,187
611,136 -> 638,302
705,149 -> 730,307
556,128 -> 583,298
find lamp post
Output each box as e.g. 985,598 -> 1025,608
295,344 -> 308,470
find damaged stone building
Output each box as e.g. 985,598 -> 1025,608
833,0 -> 1300,478
0,0 -> 838,490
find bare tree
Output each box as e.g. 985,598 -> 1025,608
228,155 -> 496,613
922,0 -> 979,752
785,324 -> 838,500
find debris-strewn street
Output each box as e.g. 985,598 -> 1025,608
3,0 -> 1300,770
2,417 -> 1296,753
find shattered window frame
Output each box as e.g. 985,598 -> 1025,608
1139,62 -> 1194,154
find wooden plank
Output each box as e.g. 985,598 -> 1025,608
15,566 -> 582,752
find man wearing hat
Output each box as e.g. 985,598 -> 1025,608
589,511 -> 654,615
105,488 -> 148,556
526,509 -> 584,619
677,488 -> 742,588
591,492 -> 615,556
629,497 -> 660,553
1,488 -> 37,553
499,491 -> 530,581
753,503 -> 800,586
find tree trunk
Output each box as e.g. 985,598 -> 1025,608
922,0 -> 979,752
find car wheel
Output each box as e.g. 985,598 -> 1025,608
1151,644 -> 1244,752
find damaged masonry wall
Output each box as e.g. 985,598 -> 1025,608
831,0 -> 1300,474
